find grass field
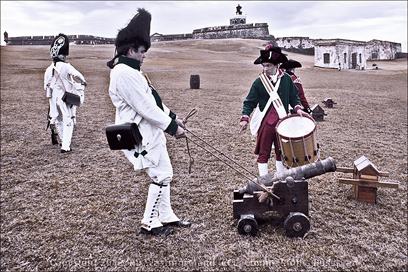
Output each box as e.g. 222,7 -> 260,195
1,39 -> 407,271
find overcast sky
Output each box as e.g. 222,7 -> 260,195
1,1 -> 407,51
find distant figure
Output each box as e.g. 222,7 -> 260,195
44,33 -> 87,152
236,4 -> 242,15
280,59 -> 311,114
4,31 -> 8,43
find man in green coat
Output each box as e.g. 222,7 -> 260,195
239,45 -> 307,175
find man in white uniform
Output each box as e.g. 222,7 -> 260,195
107,8 -> 191,235
44,33 -> 87,152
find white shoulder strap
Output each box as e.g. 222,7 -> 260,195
51,63 -> 69,93
249,74 -> 279,136
259,73 -> 287,119
52,63 -> 81,93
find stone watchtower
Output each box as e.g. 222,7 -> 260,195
192,4 -> 271,40
230,4 -> 246,25
4,31 -> 9,44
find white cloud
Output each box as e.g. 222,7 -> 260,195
1,1 -> 407,51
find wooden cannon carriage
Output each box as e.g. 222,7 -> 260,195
234,176 -> 309,237
233,158 -> 336,237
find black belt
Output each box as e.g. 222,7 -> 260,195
151,181 -> 167,187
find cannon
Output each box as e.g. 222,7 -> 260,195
233,157 -> 336,237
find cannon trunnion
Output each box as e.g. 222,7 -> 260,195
233,177 -> 310,237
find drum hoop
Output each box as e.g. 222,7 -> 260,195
276,113 -> 316,141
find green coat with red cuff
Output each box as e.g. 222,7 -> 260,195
242,72 -> 301,118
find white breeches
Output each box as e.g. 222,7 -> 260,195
144,149 -> 173,186
48,96 -> 59,125
51,98 -> 76,150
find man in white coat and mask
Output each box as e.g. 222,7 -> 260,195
107,8 -> 191,235
44,33 -> 87,152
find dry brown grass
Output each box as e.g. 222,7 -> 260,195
1,39 -> 407,271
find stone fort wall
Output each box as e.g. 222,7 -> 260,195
4,34 -> 114,45
4,28 -> 404,62
275,37 -> 315,55
192,23 -> 271,40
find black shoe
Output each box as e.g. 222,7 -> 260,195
141,226 -> 174,235
163,220 -> 192,228
61,149 -> 71,153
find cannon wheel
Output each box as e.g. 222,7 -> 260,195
284,212 -> 310,237
237,215 -> 258,236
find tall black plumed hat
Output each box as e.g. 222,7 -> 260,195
115,8 -> 151,50
280,59 -> 302,69
254,44 -> 287,65
50,33 -> 69,58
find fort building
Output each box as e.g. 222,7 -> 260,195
314,39 -> 368,70
275,36 -> 403,69
313,38 -> 403,70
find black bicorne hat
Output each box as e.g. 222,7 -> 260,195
254,45 -> 287,65
280,59 -> 302,69
115,8 -> 151,50
50,33 -> 69,58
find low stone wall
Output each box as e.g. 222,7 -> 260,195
151,33 -> 193,42
276,37 -> 315,55
5,35 -> 115,45
396,52 -> 408,58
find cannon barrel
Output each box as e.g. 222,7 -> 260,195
239,157 -> 337,194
